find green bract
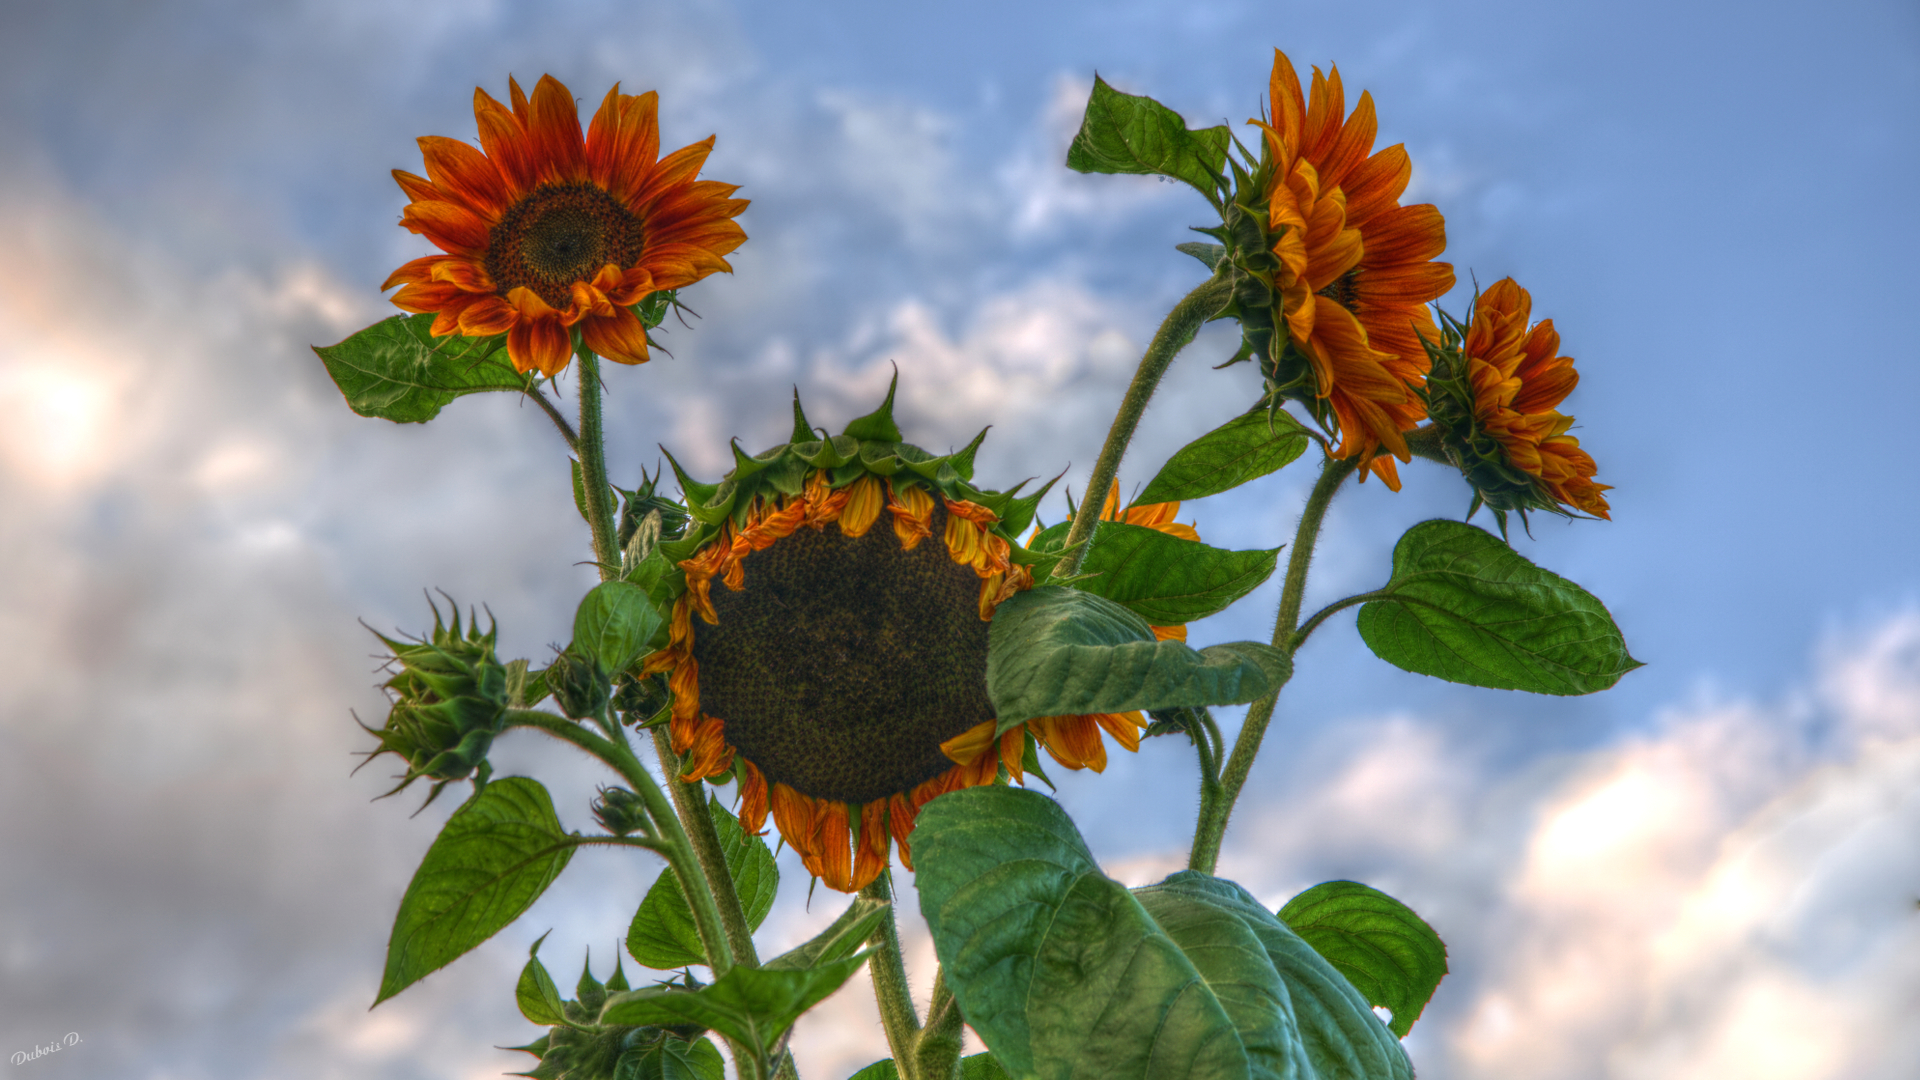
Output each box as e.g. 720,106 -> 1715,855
642,375 -> 1054,616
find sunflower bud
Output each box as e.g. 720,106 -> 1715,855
547,647 -> 612,721
613,673 -> 670,726
591,786 -> 650,837
359,600 -> 508,804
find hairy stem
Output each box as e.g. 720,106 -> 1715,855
505,708 -> 734,972
1054,273 -> 1234,578
913,968 -> 965,1080
575,349 -> 620,575
1189,453 -> 1358,873
861,874 -> 922,1079
526,384 -> 579,451
651,726 -> 761,967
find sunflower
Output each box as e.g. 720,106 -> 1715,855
1419,277 -> 1611,525
381,75 -> 748,377
638,390 -> 1157,892
1255,49 -> 1455,490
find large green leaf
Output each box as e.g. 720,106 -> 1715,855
1077,522 -> 1278,624
574,581 -> 665,677
313,313 -> 532,423
377,777 -> 575,1004
916,787 -> 1413,1080
1138,873 -> 1413,1080
627,797 -> 778,970
1356,520 -> 1641,694
1138,410 -> 1310,504
600,952 -> 871,1058
1066,75 -> 1231,200
1277,882 -> 1447,1039
987,587 -> 1288,729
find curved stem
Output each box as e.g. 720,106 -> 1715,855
575,348 -> 620,574
914,968 -> 965,1080
1054,273 -> 1234,578
861,873 -> 922,1079
504,707 -> 735,974
651,726 -> 762,967
526,384 -> 580,452
1292,589 -> 1392,651
1188,452 -> 1358,874
1186,708 -> 1225,873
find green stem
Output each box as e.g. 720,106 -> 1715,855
575,347 -> 620,574
526,384 -> 580,452
913,968 -> 965,1080
1185,708 -> 1224,875
861,874 -> 922,1079
1054,273 -> 1234,578
1291,589 -> 1392,651
1188,452 -> 1358,874
504,708 -> 734,974
651,726 -> 762,967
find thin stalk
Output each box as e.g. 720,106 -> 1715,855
1055,273 -> 1234,578
913,968 -> 965,1080
1291,589 -> 1392,651
1186,708 -> 1224,875
575,348 -> 620,574
525,384 -> 579,451
1188,453 -> 1358,873
651,726 -> 761,967
861,874 -> 922,1079
503,710 -> 735,974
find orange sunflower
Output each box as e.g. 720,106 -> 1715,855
1427,277 -> 1610,520
381,75 -> 748,377
1256,49 -> 1455,489
641,424 -> 1175,892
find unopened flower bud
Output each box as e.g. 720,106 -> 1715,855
591,786 -> 650,837
547,648 -> 612,721
358,600 -> 508,805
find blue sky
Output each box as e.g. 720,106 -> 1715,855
2,1 -> 1918,1078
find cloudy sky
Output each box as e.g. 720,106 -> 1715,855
2,0 -> 1917,1077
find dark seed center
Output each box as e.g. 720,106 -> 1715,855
1316,270 -> 1360,310
690,501 -> 996,805
486,183 -> 646,309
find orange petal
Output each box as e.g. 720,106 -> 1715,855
472,85 -> 536,195
738,760 -> 769,834
581,306 -> 652,365
526,75 -> 589,184
401,200 -> 490,256
417,135 -> 510,220
457,295 -> 517,336
504,289 -> 572,376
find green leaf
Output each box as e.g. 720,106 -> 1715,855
848,1061 -> 899,1080
313,313 -> 531,423
987,586 -> 1289,729
516,932 -> 567,1026
1357,520 -> 1642,694
1066,75 -> 1231,200
600,952 -> 872,1058
1138,409 -> 1310,504
765,895 -> 890,971
915,787 -> 1413,1080
573,581 -> 665,677
377,777 -> 576,1005
628,797 -> 778,969
1137,872 -> 1413,1080
617,1036 -> 725,1080
1077,522 -> 1279,624
1278,881 -> 1448,1039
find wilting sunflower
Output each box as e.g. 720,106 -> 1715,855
1419,277 -> 1611,527
382,75 -> 748,377
1255,49 -> 1455,490
638,387 -> 1159,892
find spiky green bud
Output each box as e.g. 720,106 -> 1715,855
546,647 -> 612,721
590,786 -> 650,837
358,599 -> 508,807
